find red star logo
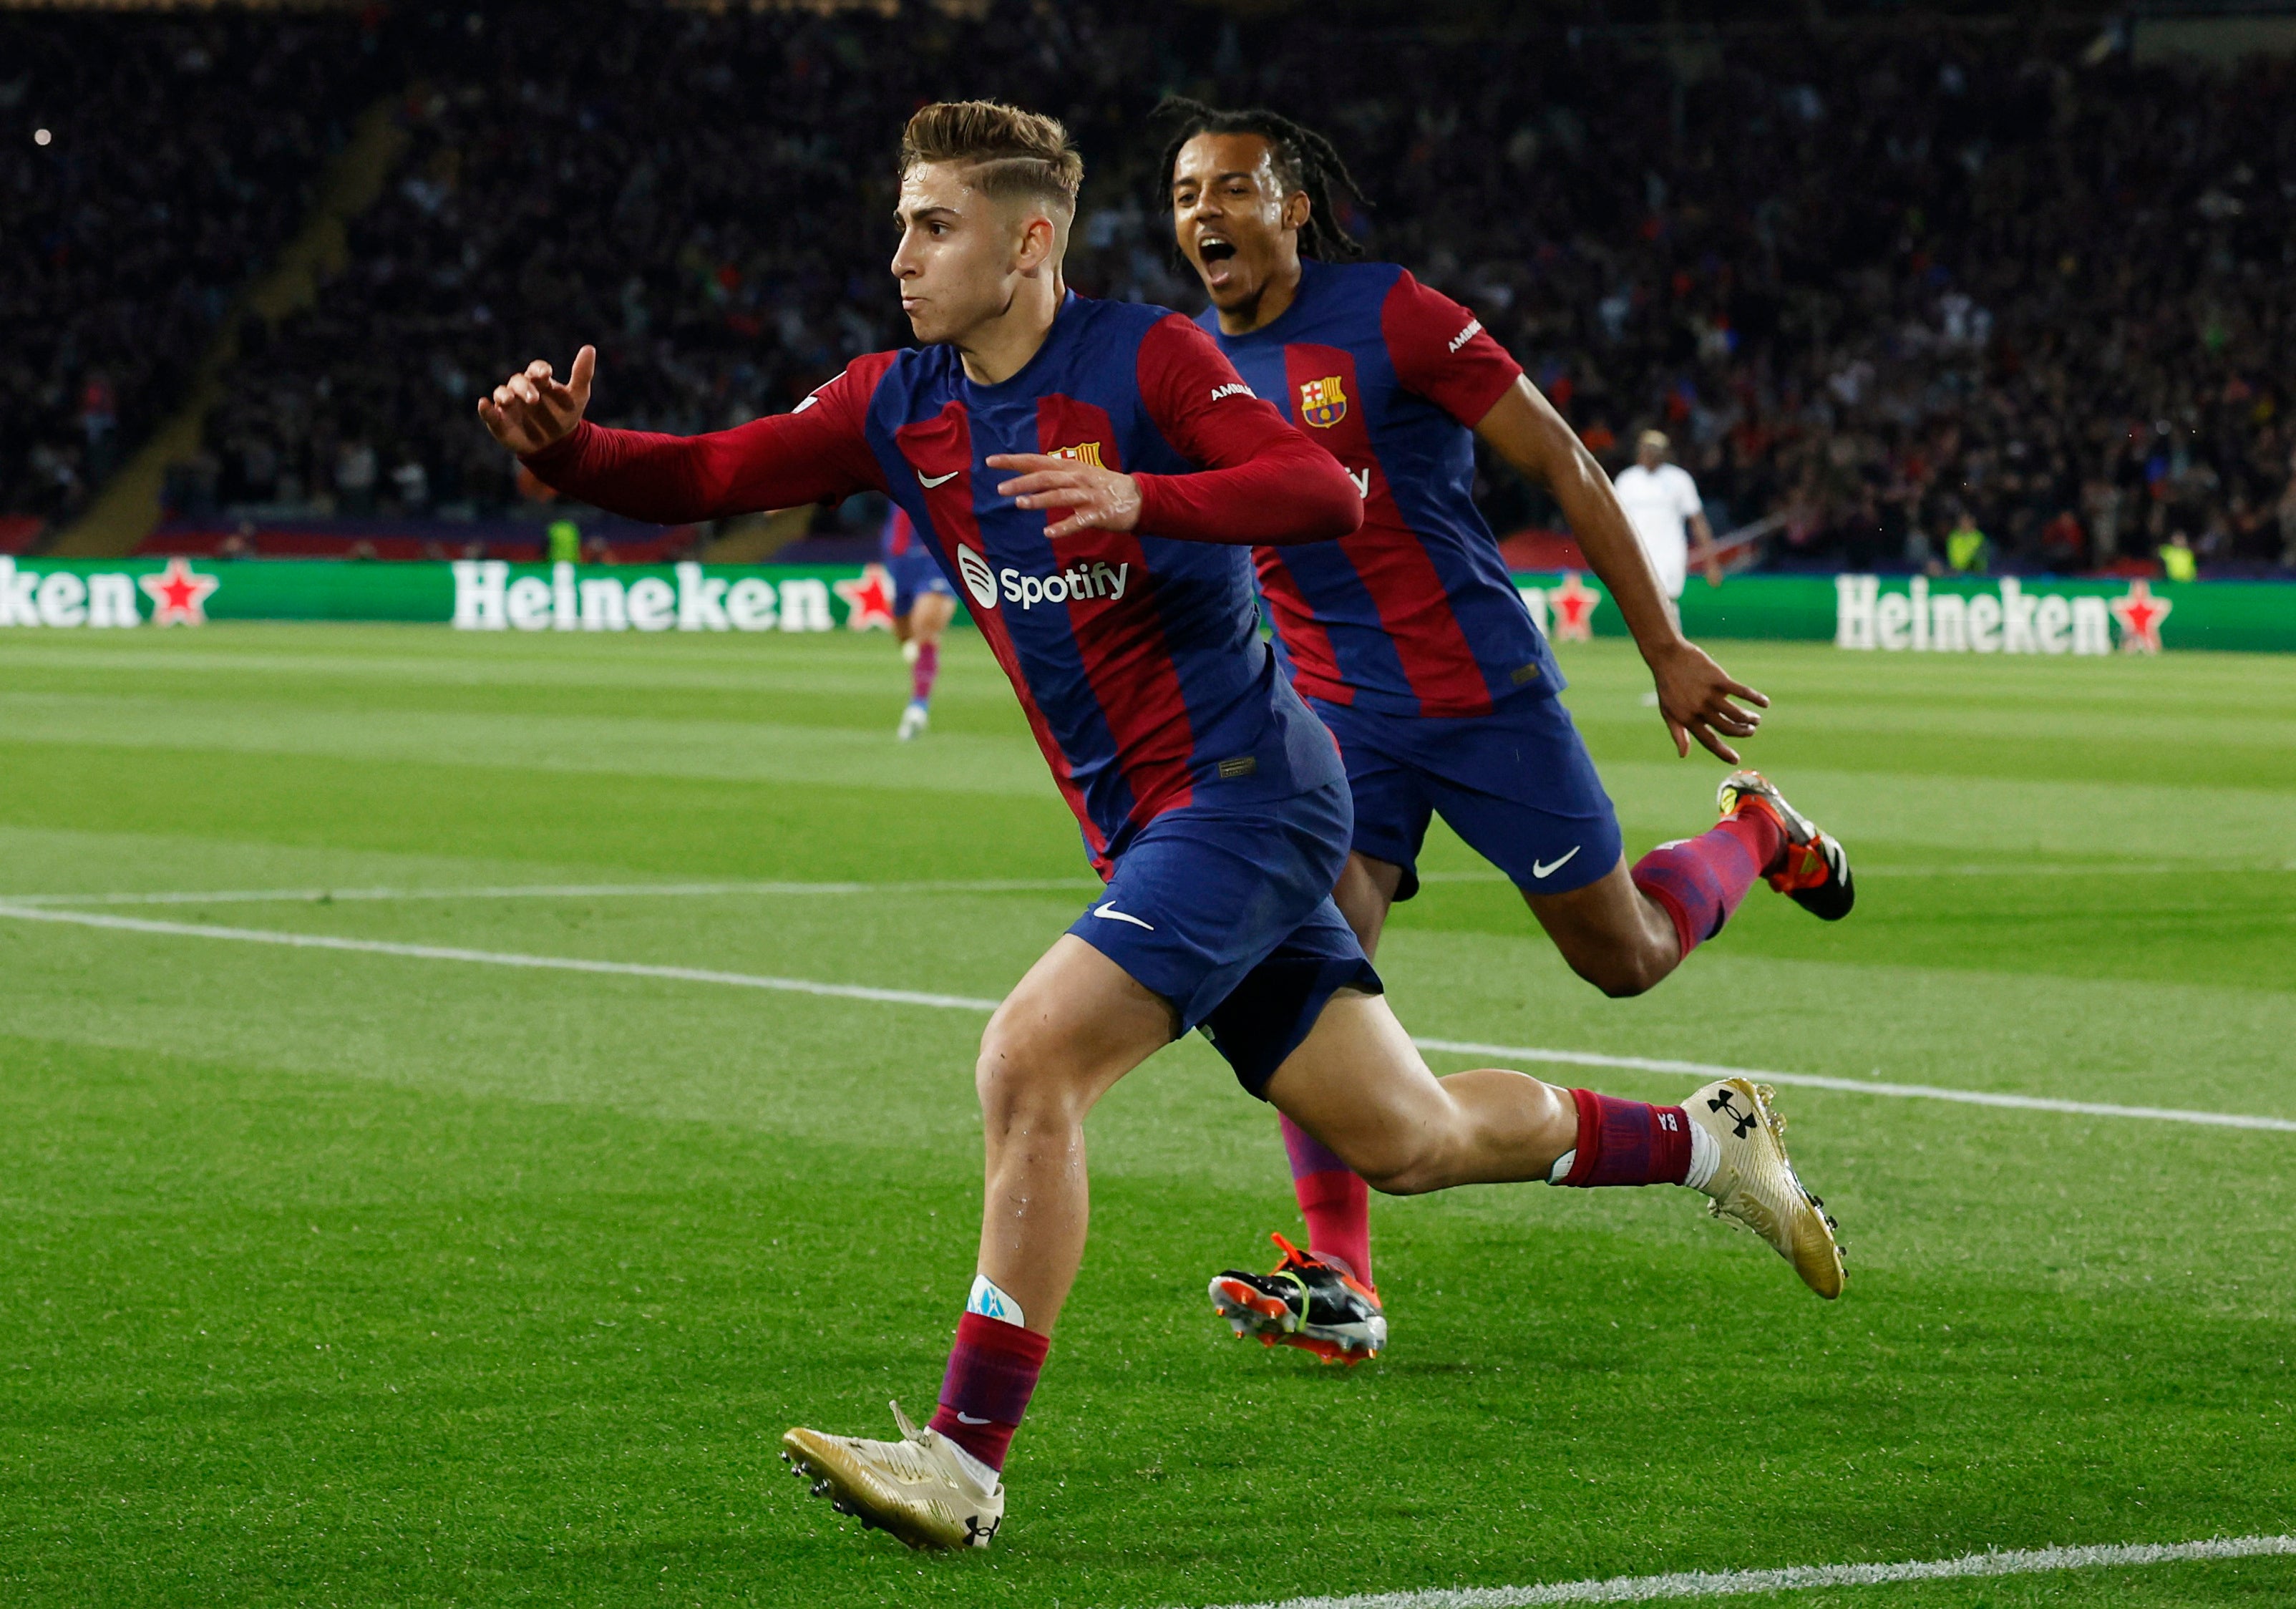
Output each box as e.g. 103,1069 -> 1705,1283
137,556 -> 220,626
2108,578 -> 2173,654
1547,570 -> 1602,641
833,563 -> 898,632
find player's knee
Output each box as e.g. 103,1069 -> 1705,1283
1567,943 -> 1668,998
1336,1132 -> 1452,1197
974,1013 -> 1089,1134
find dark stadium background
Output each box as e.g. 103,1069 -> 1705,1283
4,1 -> 2293,578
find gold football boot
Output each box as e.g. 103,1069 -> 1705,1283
1685,1076 -> 1845,1299
782,1401 -> 1004,1550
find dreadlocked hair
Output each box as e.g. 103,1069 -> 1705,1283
1152,95 -> 1369,261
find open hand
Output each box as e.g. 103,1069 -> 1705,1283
986,453 -> 1142,540
477,346 -> 595,454
1648,639 -> 1769,763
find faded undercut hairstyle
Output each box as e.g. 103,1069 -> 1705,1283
900,100 -> 1085,224
1153,95 -> 1369,261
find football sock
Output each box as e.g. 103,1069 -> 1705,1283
1549,1089 -> 1697,1187
910,640 -> 940,706
1628,808 -> 1786,960
1280,1112 -> 1373,1288
928,1310 -> 1048,1475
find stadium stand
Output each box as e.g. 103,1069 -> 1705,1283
9,5 -> 2295,575
0,9 -> 384,535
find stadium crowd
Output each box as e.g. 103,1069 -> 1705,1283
9,4 -> 2296,574
0,10 -> 386,530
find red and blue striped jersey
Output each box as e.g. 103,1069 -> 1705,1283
524,294 -> 1361,873
881,505 -> 921,560
1200,258 -> 1560,717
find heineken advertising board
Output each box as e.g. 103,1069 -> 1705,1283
0,555 -> 2287,653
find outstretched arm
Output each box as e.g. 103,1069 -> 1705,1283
1470,381 -> 1764,761
479,345 -> 889,524
986,315 -> 1361,546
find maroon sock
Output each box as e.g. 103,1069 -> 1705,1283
927,1311 -> 1049,1474
1556,1087 -> 1693,1187
1280,1113 -> 1373,1288
1628,810 -> 1785,959
910,640 -> 940,705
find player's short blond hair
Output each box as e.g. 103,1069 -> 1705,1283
900,100 -> 1084,221
1638,429 -> 1671,454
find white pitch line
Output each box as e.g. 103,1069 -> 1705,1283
0,903 -> 1003,1013
1175,1532 -> 2296,1609
1414,1039 -> 2296,1133
3,902 -> 2292,1134
0,876 -> 1094,908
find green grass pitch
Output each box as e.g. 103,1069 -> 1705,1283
1,623 -> 2291,1608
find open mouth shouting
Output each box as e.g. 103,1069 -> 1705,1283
1195,233 -> 1239,288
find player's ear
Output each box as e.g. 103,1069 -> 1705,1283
1015,211 -> 1059,277
1282,189 -> 1312,235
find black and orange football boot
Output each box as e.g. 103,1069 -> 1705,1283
1208,1233 -> 1386,1364
1718,770 -> 1854,921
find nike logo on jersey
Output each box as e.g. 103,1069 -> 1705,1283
917,470 -> 960,488
1531,846 -> 1581,879
1090,901 -> 1155,930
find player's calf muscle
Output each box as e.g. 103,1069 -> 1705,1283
1264,996 -> 1575,1194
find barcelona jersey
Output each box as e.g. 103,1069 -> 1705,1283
1201,258 -> 1561,718
523,294 -> 1359,875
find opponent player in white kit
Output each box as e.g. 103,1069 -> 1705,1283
1611,429 -> 1713,626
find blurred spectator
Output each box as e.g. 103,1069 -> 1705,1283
2161,530 -> 2197,582
0,11 -> 381,521
9,4 -> 2294,578
1947,510 -> 1990,573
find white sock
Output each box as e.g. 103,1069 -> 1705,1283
1684,1120 -> 1721,1193
940,1434 -> 1001,1493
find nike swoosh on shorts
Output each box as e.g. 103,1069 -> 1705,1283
1090,901 -> 1155,930
1532,846 -> 1582,879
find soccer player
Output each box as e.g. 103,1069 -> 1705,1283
881,504 -> 956,739
1612,429 -> 1717,627
480,100 -> 1841,1552
1161,101 -> 1854,1361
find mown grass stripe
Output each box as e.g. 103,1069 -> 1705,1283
0,877 -> 1094,908
1176,1533 -> 2296,1608
4,901 -> 2290,1135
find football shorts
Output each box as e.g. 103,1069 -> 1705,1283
1310,686 -> 1622,900
1065,777 -> 1381,1098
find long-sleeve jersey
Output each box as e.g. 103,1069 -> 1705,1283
522,293 -> 1363,872
1201,258 -> 1562,718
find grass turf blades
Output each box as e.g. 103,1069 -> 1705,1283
0,626 -> 2291,1607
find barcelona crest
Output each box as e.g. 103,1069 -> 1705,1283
1298,375 -> 1348,428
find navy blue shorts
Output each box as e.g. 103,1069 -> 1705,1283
887,550 -> 955,618
1065,779 -> 1382,1098
1310,689 -> 1623,901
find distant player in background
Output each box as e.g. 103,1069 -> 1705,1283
882,505 -> 955,739
1612,429 -> 1714,627
1163,99 -> 1855,1362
